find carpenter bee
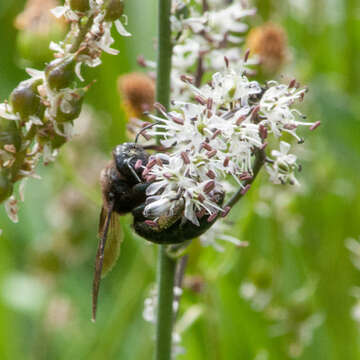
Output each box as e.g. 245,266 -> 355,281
92,142 -> 149,321
92,129 -> 225,320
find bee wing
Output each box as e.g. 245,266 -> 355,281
92,205 -> 123,322
102,211 -> 123,276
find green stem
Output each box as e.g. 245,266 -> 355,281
154,1 -> 175,360
155,246 -> 177,360
69,14 -> 95,53
156,0 -> 172,111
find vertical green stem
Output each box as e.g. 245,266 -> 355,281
154,1 -> 175,360
156,0 -> 172,111
155,247 -> 177,360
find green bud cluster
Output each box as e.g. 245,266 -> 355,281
0,0 -> 130,220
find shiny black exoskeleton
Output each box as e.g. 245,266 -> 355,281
93,142 -> 149,321
101,142 -> 149,214
93,142 -> 224,320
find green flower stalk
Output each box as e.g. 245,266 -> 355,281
154,1 -> 176,359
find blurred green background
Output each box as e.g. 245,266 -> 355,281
0,0 -> 360,359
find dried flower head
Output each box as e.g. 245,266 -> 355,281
247,22 -> 288,74
118,72 -> 155,118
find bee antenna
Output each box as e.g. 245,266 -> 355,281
135,121 -> 162,144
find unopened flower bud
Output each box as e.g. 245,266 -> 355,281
104,0 -> 124,21
10,79 -> 42,118
55,89 -> 85,122
0,172 -> 14,203
69,0 -> 90,12
46,56 -> 76,91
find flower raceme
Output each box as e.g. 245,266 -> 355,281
0,0 -> 129,222
140,67 -> 319,227
140,0 -> 257,102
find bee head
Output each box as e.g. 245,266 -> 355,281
113,142 -> 149,184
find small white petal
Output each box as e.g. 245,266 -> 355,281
279,141 -> 291,154
184,200 -> 200,226
51,6 -> 67,18
49,41 -> 64,53
25,68 -> 44,80
19,179 -> 28,202
29,115 -> 43,126
114,19 -> 131,37
0,103 -> 18,120
146,181 -> 167,196
75,62 -> 84,82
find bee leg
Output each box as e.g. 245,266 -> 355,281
132,182 -> 149,195
132,203 -> 146,221
125,157 -> 142,183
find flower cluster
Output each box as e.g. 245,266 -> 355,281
140,66 -> 318,228
200,221 -> 248,252
171,0 -> 257,99
0,0 -> 129,222
137,0 -> 256,104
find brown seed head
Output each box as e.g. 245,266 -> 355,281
246,23 -> 288,74
118,72 -> 155,119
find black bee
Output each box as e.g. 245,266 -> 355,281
92,142 -> 149,321
92,137 -> 225,320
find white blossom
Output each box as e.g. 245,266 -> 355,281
266,141 -> 299,185
168,0 -> 257,102
142,65 -> 315,228
259,82 -> 312,142
200,221 -> 248,252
